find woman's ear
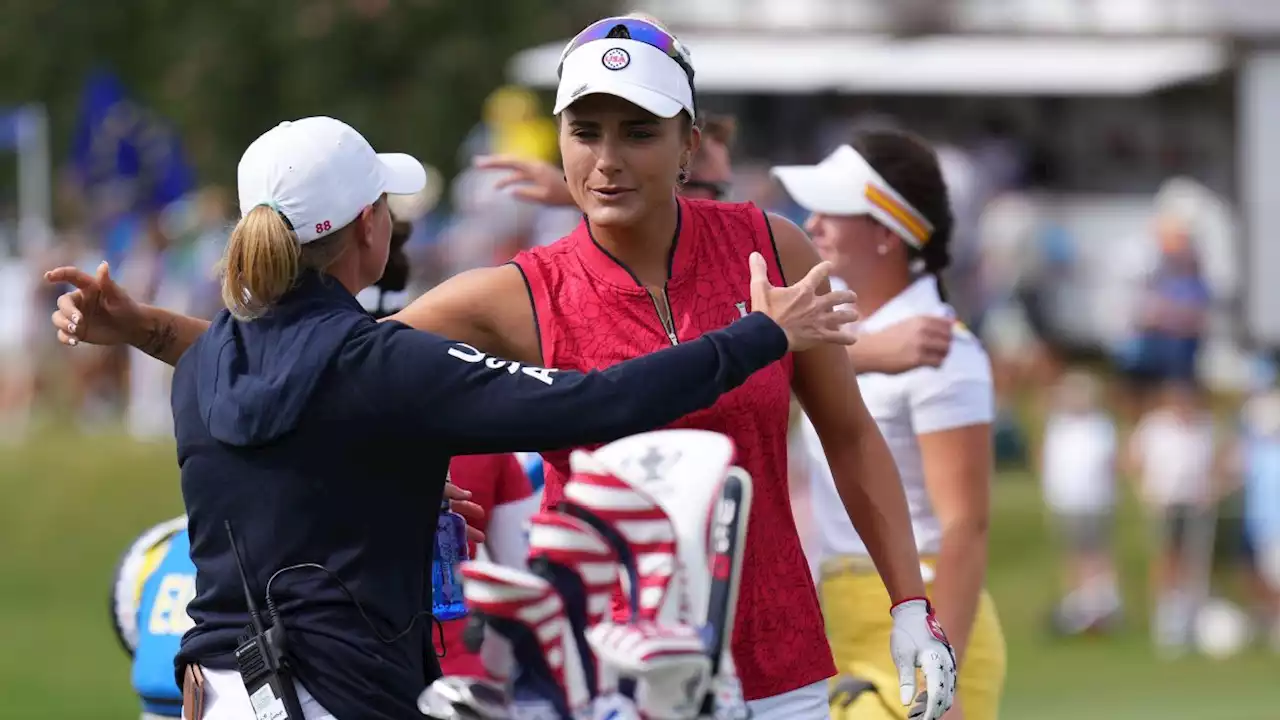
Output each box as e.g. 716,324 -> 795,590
876,223 -> 910,259
681,124 -> 702,171
353,205 -> 375,248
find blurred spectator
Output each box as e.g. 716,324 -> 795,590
394,164 -> 454,289
1126,381 -> 1218,656
974,194 -> 1043,388
440,167 -> 543,273
973,193 -> 1054,465
934,142 -> 983,318
969,114 -> 1029,200
356,173 -> 444,310
117,215 -> 179,442
0,249 -> 39,443
184,187 -> 235,320
1040,370 -> 1122,635
459,86 -> 558,167
357,216 -> 415,317
1116,211 -> 1211,411
1222,378 -> 1280,651
449,85 -> 574,269
682,114 -> 737,202
65,238 -> 134,430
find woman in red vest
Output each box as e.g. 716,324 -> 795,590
45,15 -> 954,719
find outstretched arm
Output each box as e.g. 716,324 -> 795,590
47,262 -> 538,367
387,251 -> 855,454
131,307 -> 208,365
388,264 -> 540,362
47,264 -> 210,366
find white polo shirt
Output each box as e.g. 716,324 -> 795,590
1129,409 -> 1216,507
800,275 -> 995,559
1040,411 -> 1118,514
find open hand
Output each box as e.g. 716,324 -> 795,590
473,155 -> 576,207
748,252 -> 859,352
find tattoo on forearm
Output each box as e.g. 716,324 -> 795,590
139,318 -> 178,360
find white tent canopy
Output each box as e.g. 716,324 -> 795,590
509,34 -> 1227,96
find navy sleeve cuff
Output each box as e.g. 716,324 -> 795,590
721,311 -> 789,364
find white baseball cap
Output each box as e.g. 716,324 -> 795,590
237,116 -> 427,245
554,38 -> 695,120
772,144 -> 934,248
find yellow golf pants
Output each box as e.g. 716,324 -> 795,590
821,558 -> 1006,720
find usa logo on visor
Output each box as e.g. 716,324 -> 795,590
601,47 -> 630,70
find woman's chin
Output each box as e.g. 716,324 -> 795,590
585,203 -> 643,229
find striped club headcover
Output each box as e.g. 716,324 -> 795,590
527,511 -> 619,699
459,561 -> 590,716
527,512 -> 619,625
559,451 -> 679,624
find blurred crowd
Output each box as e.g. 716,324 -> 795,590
0,79 -> 1275,659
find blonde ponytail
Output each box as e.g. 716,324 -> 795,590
219,206 -> 355,320
220,205 -> 300,320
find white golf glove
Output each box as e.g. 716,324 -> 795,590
889,598 -> 957,720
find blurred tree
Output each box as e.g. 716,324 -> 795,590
0,0 -> 613,210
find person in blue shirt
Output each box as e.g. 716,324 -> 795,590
1120,218 -> 1212,395
110,516 -> 192,719
1229,387 -> 1280,649
55,115 -> 854,719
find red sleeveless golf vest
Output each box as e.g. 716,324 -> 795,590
511,196 -> 835,700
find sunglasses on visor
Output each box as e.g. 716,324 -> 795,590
557,17 -> 697,91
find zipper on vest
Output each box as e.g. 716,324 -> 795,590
647,286 -> 679,346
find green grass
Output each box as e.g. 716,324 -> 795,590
0,431 -> 1276,718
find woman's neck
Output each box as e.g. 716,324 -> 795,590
322,255 -> 366,297
589,195 -> 680,286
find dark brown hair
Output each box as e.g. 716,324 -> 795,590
852,129 -> 954,297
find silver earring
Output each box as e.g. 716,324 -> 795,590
678,167 -> 690,184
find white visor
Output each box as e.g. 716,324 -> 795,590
771,144 -> 934,248
237,116 -> 427,245
554,38 -> 694,120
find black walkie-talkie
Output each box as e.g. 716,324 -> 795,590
226,521 -> 306,720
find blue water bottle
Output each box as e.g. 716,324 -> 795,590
432,494 -> 470,621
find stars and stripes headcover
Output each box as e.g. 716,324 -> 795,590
564,430 -> 754,717
587,430 -> 740,630
458,561 -> 592,717
560,449 -> 680,624
526,511 -> 620,699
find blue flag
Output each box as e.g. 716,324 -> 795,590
0,109 -> 24,151
71,68 -> 194,214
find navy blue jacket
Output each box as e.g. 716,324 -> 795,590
171,270 -> 787,719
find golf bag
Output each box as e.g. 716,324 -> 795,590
419,429 -> 754,720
